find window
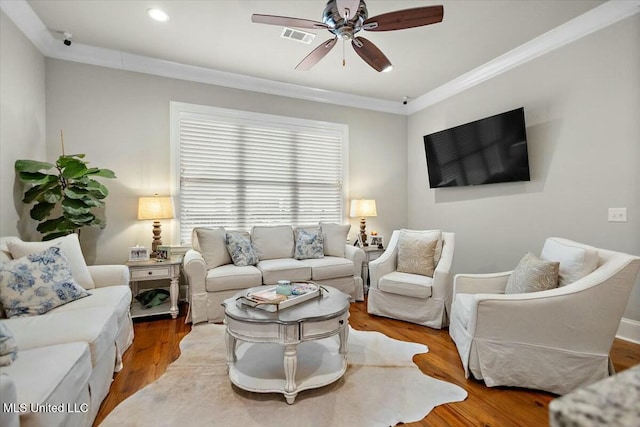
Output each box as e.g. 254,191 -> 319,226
170,102 -> 348,245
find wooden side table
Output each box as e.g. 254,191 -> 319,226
125,255 -> 183,319
362,246 -> 384,294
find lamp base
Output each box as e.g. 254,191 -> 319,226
360,217 -> 368,247
151,221 -> 163,257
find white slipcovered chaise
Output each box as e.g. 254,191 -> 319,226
0,235 -> 134,427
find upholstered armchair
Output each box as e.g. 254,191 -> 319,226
367,230 -> 455,329
449,237 -> 640,395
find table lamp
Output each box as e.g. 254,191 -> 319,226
350,199 -> 377,247
138,194 -> 174,257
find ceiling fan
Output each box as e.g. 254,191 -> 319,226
252,0 -> 444,72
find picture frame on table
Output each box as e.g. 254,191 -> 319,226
129,246 -> 150,262
156,245 -> 171,261
352,233 -> 365,248
370,235 -> 384,249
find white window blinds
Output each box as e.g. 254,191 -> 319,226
171,103 -> 347,245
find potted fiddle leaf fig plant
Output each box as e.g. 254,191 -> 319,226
15,133 -> 116,241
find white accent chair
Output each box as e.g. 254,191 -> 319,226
367,230 -> 455,328
449,237 -> 640,395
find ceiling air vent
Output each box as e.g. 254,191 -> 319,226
280,27 -> 315,44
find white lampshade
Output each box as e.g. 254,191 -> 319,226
350,199 -> 377,218
138,195 -> 174,220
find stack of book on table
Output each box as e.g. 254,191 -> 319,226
241,282 -> 320,311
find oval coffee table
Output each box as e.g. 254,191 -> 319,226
222,285 -> 350,404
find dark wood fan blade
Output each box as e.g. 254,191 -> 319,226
351,37 -> 393,72
251,14 -> 328,30
363,5 -> 443,31
296,37 -> 338,71
336,0 -> 361,19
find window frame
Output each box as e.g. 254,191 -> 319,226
170,101 -> 349,245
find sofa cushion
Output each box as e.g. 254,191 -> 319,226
45,285 -> 132,363
0,322 -> 18,366
294,227 -> 324,260
205,264 -> 262,292
251,226 -> 294,260
319,223 -> 350,257
505,252 -> 560,294
378,271 -> 433,299
0,247 -> 90,318
397,232 -> 438,277
50,286 -> 131,326
192,227 -> 231,269
226,232 -> 258,266
0,342 -> 91,426
6,234 -> 95,289
3,306 -> 118,367
299,257 -> 354,281
540,237 -> 599,286
257,259 -> 311,285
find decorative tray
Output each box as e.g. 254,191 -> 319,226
238,282 -> 321,312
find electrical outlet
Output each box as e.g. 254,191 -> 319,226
608,208 -> 627,222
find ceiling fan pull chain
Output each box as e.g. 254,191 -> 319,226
343,38 -> 346,66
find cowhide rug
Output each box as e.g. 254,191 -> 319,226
101,324 -> 467,427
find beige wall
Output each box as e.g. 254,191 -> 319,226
0,11 -> 46,239
44,59 -> 407,264
407,15 -> 640,321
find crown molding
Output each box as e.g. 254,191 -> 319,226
0,0 -> 404,115
407,0 -> 640,114
0,0 -> 52,54
3,0 -> 638,116
44,38 -> 406,115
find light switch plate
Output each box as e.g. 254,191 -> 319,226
608,208 -> 627,222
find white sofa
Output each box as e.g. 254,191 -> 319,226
0,235 -> 134,427
449,237 -> 640,395
183,224 -> 365,324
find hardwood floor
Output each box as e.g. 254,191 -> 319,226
94,301 -> 640,426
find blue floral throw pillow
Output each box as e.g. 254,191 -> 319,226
294,228 -> 324,260
0,322 -> 18,366
0,246 -> 90,317
226,232 -> 259,266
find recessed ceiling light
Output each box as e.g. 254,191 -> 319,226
147,8 -> 169,22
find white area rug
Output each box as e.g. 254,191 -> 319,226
101,325 -> 467,427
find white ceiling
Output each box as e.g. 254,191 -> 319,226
6,0 -> 634,111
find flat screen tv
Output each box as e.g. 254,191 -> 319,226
423,107 -> 530,188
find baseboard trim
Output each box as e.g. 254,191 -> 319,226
616,317 -> 640,344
